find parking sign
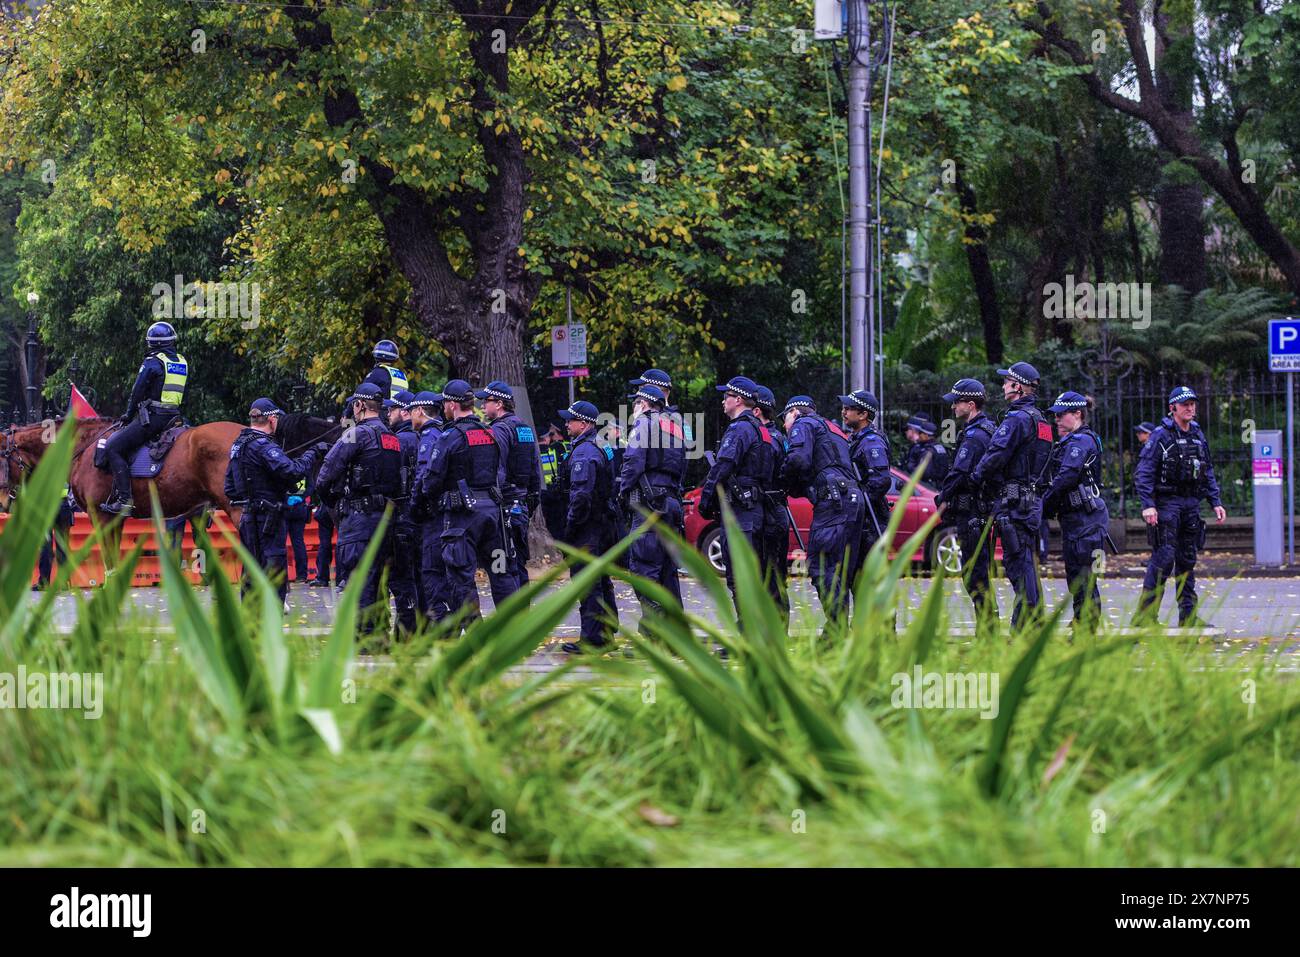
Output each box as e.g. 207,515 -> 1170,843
1269,318 -> 1300,371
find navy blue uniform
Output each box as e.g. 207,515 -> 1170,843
972,396 -> 1053,626
37,490 -> 76,587
782,413 -> 864,624
1134,418 -> 1222,625
418,414 -> 517,626
617,409 -> 688,625
561,427 -> 619,644
848,425 -> 892,574
491,412 -> 543,593
385,420 -> 421,631
223,429 -> 322,602
905,440 -> 951,487
759,422 -> 791,613
284,474 -> 311,582
410,418 -> 446,617
315,417 -> 405,635
101,352 -> 185,500
1043,427 -> 1109,628
937,413 -> 997,619
698,410 -> 777,620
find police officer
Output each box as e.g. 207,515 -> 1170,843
539,421 -> 571,542
308,469 -> 336,587
630,368 -> 694,451
1133,386 -> 1226,628
223,398 -> 327,603
971,361 -> 1054,628
617,384 -> 687,627
557,400 -> 620,653
781,395 -> 864,627
840,389 -> 892,576
1042,391 -> 1109,630
1135,421 -> 1155,446
407,390 -> 447,620
478,381 -> 543,594
284,473 -> 312,584
904,414 -> 951,486
698,376 -> 777,624
363,339 -> 410,400
316,382 -> 408,637
383,388 -> 422,626
418,379 -> 518,627
99,321 -> 189,515
35,486 -> 76,589
936,378 -> 998,623
755,385 -> 790,614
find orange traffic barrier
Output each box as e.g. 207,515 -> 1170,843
2,511 -> 331,587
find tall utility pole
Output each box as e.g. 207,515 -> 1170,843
846,0 -> 872,393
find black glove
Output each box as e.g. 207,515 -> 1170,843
697,493 -> 718,520
525,492 -> 540,513
312,442 -> 330,456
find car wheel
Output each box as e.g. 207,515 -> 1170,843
699,525 -> 725,574
930,527 -> 963,575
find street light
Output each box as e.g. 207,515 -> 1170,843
25,291 -> 40,423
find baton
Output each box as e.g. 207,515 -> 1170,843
862,489 -> 884,540
1103,529 -> 1120,555
783,498 -> 806,552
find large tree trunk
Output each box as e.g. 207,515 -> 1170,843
955,168 -> 1004,364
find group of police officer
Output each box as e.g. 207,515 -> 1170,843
99,327 -> 1227,645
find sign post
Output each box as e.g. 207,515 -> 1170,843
552,287 -> 589,404
1268,318 -> 1300,564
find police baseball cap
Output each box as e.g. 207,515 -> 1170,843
906,414 -> 938,434
1135,421 -> 1156,435
407,390 -> 443,409
715,375 -> 760,399
754,385 -> 776,411
249,398 -> 284,419
384,389 -> 416,411
441,379 -> 475,403
559,400 -> 600,424
839,390 -> 880,414
630,368 -> 673,391
781,395 -> 816,416
1168,385 -> 1198,405
997,361 -> 1041,386
475,380 -> 514,401
629,384 -> 667,407
1048,391 -> 1090,414
347,382 -> 385,404
942,378 -> 986,403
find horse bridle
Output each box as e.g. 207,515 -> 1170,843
0,425 -> 33,498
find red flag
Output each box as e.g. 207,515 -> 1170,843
69,382 -> 98,419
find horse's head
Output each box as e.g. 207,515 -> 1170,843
274,412 -> 343,454
0,421 -> 51,510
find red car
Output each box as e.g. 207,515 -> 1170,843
683,467 -> 979,575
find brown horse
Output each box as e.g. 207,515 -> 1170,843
0,417 -> 244,523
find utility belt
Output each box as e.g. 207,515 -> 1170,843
1155,482 -> 1203,498
138,400 -> 181,427
997,480 -> 1041,510
1062,483 -> 1105,514
949,491 -> 989,517
338,493 -> 388,516
814,475 -> 855,505
233,499 -> 284,516
725,478 -> 763,510
437,481 -> 499,513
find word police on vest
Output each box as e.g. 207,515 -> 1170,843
50,887 -> 151,937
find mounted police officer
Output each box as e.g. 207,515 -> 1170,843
557,400 -> 619,653
617,383 -> 687,627
316,382 -> 408,638
98,321 -> 189,515
755,385 -> 791,614
840,389 -> 892,576
479,381 -> 542,594
1133,386 -> 1225,628
936,378 -> 998,623
382,388 -> 422,626
417,380 -> 518,627
363,339 -> 410,400
406,390 -> 447,620
781,395 -> 863,627
698,376 -> 777,625
1043,391 -> 1109,630
223,398 -> 327,603
972,361 -> 1054,628
904,414 -> 951,486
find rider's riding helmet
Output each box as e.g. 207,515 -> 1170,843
373,339 -> 399,362
147,321 -> 178,349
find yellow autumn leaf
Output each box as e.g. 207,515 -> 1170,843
666,75 -> 687,92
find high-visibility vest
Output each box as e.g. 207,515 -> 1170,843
152,352 -> 188,407
540,448 -> 559,486
380,364 -> 408,399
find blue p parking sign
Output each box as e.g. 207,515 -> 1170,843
1270,318 -> 1300,371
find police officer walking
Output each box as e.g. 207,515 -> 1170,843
781,395 -> 864,627
840,389 -> 892,575
479,381 -> 543,594
904,415 -> 951,486
698,376 -> 777,624
1133,386 -> 1226,628
364,339 -> 410,400
1042,391 -> 1109,630
407,390 -> 447,620
223,398 -> 327,603
936,378 -> 998,623
316,382 -> 409,638
754,385 -> 791,614
417,380 -> 519,627
617,383 -> 687,626
971,361 -> 1054,628
98,321 -> 189,515
557,400 -> 620,653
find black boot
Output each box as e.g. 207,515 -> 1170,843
99,493 -> 134,516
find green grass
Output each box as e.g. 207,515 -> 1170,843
0,423 -> 1297,865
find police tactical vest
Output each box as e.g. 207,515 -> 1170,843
643,410 -> 687,487
1157,424 -> 1209,494
447,418 -> 501,490
152,351 -> 188,407
348,421 -> 403,499
1003,405 -> 1053,484
496,414 -> 538,493
731,412 -> 776,489
808,415 -> 855,481
379,364 -> 408,400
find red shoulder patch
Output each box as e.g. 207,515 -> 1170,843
659,418 -> 684,440
380,433 -> 401,451
827,421 -> 849,440
1036,422 -> 1054,442
759,426 -> 773,445
467,429 -> 496,447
